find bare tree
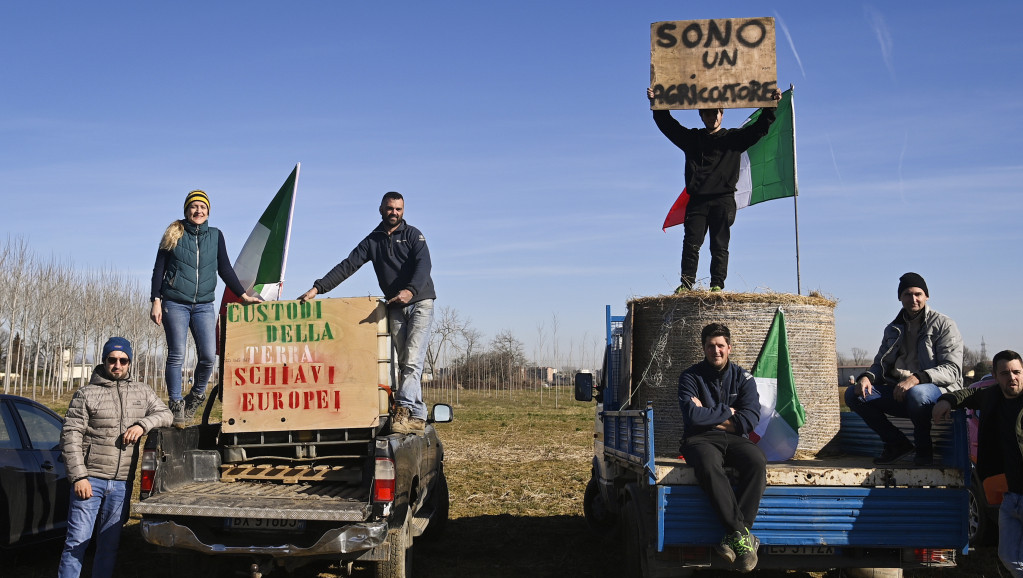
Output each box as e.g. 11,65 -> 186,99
424,306 -> 461,386
851,347 -> 871,365
1,238 -> 30,393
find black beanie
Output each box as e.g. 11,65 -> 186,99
898,272 -> 928,298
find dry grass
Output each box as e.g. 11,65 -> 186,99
7,387 -> 1004,577
636,289 -> 837,308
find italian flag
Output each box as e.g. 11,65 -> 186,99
749,308 -> 806,462
221,163 -> 299,306
662,87 -> 797,230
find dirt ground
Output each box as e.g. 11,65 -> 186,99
5,387 -> 1009,578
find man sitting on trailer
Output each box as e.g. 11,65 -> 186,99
846,272 -> 963,465
678,322 -> 764,573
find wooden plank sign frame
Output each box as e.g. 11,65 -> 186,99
221,297 -> 387,433
650,17 -> 777,110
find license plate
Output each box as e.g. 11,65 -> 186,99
225,517 -> 306,532
766,545 -> 836,555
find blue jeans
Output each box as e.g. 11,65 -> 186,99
1000,492 -> 1023,577
389,299 -> 434,420
58,477 -> 129,578
844,381 -> 942,451
163,299 -> 217,401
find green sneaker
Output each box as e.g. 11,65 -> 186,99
674,284 -> 692,295
710,286 -> 722,292
733,528 -> 760,573
713,531 -> 739,563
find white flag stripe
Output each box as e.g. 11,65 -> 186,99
754,376 -> 778,440
233,222 -> 271,289
754,376 -> 799,461
735,151 -> 753,210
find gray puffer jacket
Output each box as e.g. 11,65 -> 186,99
61,366 -> 173,482
859,306 -> 963,392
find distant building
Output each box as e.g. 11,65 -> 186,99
527,366 -> 557,385
837,365 -> 870,387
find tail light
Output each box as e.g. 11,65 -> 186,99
905,548 -> 955,564
373,457 -> 396,503
140,449 -> 157,495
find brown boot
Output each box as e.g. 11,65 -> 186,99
391,407 -> 425,435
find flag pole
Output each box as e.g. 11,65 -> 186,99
790,84 -> 801,295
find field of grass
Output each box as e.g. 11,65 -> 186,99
7,386 -> 1007,577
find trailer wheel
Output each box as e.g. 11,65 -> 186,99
421,470 -> 449,540
622,499 -> 649,578
375,509 -> 413,578
584,477 -> 616,535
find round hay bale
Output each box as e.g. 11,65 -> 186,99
626,291 -> 838,458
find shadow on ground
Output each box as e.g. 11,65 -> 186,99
5,515 -> 1003,578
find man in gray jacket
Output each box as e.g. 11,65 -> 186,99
58,337 -> 173,578
845,273 -> 963,465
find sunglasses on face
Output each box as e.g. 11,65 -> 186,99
106,357 -> 130,366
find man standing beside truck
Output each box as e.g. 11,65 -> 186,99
933,349 -> 1023,577
299,191 -> 435,435
678,322 -> 764,573
58,337 -> 173,578
846,272 -> 963,465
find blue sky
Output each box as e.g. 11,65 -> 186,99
3,1 -> 1021,367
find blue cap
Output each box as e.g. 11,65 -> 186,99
102,337 -> 133,361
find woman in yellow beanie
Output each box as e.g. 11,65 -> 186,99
149,190 -> 260,425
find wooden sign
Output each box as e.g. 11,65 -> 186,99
220,297 -> 388,433
650,18 -> 777,110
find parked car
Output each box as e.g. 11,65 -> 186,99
0,394 -> 69,548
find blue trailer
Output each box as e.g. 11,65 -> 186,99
576,306 -> 970,577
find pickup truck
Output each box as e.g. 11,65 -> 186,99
576,305 -> 970,577
134,297 -> 452,578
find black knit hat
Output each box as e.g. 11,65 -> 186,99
898,272 -> 929,298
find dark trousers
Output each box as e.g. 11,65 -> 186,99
844,382 -> 942,452
681,195 -> 736,289
681,431 -> 767,534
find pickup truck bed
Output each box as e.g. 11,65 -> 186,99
135,480 -> 369,521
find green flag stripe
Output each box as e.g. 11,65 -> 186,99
752,309 -> 806,431
253,166 -> 298,285
742,88 -> 796,206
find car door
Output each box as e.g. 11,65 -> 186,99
0,400 -> 34,546
8,399 -> 69,545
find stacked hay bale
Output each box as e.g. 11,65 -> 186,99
625,291 -> 838,458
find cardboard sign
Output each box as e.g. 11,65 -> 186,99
650,18 -> 777,110
221,297 -> 388,433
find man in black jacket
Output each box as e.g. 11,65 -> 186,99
299,192 -> 436,434
648,87 -> 780,292
678,323 -> 764,573
933,350 -> 1023,576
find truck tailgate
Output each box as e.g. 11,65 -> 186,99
134,481 -> 371,522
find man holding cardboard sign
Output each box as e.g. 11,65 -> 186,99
648,18 -> 780,292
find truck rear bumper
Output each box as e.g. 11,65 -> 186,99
140,519 -> 388,557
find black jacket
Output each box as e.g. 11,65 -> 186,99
678,360 -> 760,439
653,107 -> 776,198
314,220 -> 436,304
939,386 -> 1023,482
